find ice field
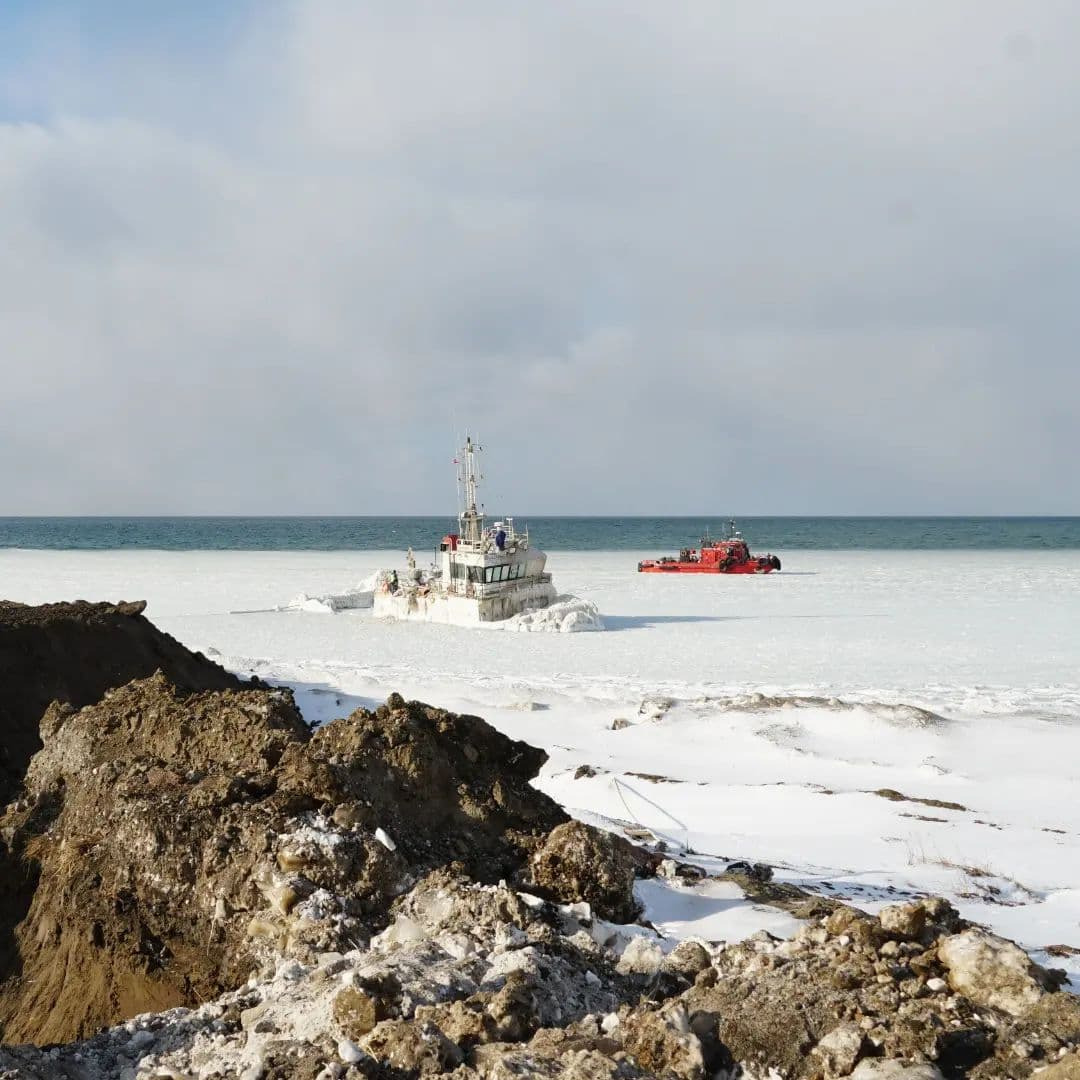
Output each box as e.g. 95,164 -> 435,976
4,547 -> 1080,981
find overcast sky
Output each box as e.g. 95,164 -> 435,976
1,1 -> 1078,515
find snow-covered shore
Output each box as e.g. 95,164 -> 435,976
3,547 -> 1079,985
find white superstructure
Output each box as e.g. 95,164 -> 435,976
373,435 -> 558,624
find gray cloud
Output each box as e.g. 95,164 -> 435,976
1,0 -> 1078,514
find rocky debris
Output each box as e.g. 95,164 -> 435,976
529,820 -> 641,923
0,865 -> 1077,1077
0,599 -> 242,804
938,929 -> 1066,1017
0,680 -> 572,1044
0,871 -> 663,1079
677,897 -> 1079,1080
721,861 -> 843,921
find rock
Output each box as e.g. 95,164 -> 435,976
617,937 -> 664,976
826,906 -> 871,937
938,928 -> 1052,1016
361,1018 -> 463,1073
850,1062 -> 944,1080
529,820 -> 641,922
879,902 -> 927,941
337,1038 -> 364,1064
813,1023 -> 867,1076
620,1004 -> 707,1079
333,987 -> 378,1039
725,860 -> 773,883
662,941 -> 712,981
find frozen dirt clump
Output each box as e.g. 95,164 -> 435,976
528,820 -> 642,923
0,680 -> 570,1045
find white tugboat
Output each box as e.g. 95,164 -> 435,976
373,435 -> 558,625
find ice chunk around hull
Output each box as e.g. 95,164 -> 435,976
374,577 -> 558,625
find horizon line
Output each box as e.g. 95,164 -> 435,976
1,514 -> 1079,522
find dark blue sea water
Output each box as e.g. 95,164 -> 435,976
0,517 -> 1078,551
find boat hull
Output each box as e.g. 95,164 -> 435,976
373,581 -> 558,624
638,561 -> 776,574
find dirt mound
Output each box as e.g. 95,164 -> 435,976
0,679 -> 571,1045
0,599 -> 241,804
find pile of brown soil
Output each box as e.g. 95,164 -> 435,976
0,599 -> 241,805
0,675 -> 573,1045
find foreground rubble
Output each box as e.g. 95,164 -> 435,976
0,878 -> 1078,1079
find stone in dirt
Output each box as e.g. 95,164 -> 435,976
528,819 -> 641,923
938,928 -> 1066,1017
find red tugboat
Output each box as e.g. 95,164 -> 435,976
638,520 -> 781,574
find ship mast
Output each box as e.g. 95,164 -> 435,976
457,435 -> 484,545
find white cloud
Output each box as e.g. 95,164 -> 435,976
0,1 -> 1077,513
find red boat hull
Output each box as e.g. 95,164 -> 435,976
638,560 -> 776,574
637,532 -> 781,574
